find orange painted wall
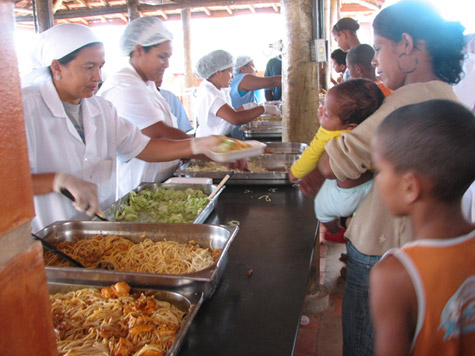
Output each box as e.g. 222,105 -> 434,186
0,0 -> 35,235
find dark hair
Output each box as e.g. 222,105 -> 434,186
48,42 -> 102,75
330,49 -> 347,66
347,44 -> 375,72
332,17 -> 360,35
372,0 -> 465,84
330,79 -> 385,125
375,100 -> 475,203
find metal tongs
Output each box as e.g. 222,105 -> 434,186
31,233 -> 84,268
60,188 -> 108,221
208,171 -> 234,200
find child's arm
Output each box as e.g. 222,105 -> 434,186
370,256 -> 417,356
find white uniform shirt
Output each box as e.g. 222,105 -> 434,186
98,64 -> 180,197
195,80 -> 234,137
23,78 -> 150,232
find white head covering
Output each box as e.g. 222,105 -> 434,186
195,50 -> 234,79
21,23 -> 101,87
234,55 -> 253,74
120,16 -> 173,56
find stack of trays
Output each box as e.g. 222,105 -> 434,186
39,221 -> 239,298
240,120 -> 282,138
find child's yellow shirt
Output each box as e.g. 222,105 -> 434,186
290,126 -> 351,179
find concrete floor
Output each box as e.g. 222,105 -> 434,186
295,232 -> 346,356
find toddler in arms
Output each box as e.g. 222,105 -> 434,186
289,79 -> 385,242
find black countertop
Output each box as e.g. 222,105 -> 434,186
179,184 -> 318,356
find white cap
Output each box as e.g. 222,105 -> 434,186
120,16 -> 173,56
195,50 -> 234,79
234,55 -> 253,74
22,23 -> 101,86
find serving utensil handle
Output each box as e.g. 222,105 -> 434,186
31,233 -> 84,268
208,171 -> 234,200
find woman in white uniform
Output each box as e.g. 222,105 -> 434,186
98,17 -> 193,197
22,23 -> 221,232
194,50 -> 281,138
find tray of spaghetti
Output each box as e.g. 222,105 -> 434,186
39,221 -> 239,298
102,183 -> 221,223
48,281 -> 203,356
174,154 -> 300,185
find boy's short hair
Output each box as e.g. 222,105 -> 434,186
346,44 -> 375,72
330,78 -> 385,125
330,49 -> 347,66
375,100 -> 475,203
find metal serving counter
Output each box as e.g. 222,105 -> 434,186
179,184 -> 318,356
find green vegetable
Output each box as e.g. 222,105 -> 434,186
115,187 -> 208,223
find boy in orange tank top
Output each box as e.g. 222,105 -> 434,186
369,100 -> 475,356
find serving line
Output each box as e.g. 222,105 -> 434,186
179,184 -> 318,356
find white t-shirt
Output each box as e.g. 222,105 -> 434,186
195,80 -> 234,137
98,64 -> 180,197
23,78 -> 150,232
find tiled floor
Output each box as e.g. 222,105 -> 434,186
294,226 -> 346,356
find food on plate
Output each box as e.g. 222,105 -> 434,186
44,235 -> 220,273
212,137 -> 253,153
51,282 -> 186,356
254,115 -> 282,122
115,187 -> 208,223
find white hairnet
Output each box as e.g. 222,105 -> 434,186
22,23 -> 101,87
195,50 -> 234,79
120,16 -> 173,56
234,56 -> 253,74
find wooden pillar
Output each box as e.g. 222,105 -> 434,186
0,1 -> 57,354
181,8 -> 195,126
127,0 -> 141,21
281,0 -> 319,144
318,0 -> 331,91
35,0 -> 54,32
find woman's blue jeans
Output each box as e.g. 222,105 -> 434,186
342,241 -> 381,356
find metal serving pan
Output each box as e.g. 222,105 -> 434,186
174,154 -> 300,185
48,281 -> 203,356
241,121 -> 282,138
102,183 -> 222,224
262,142 -> 308,155
39,221 -> 239,298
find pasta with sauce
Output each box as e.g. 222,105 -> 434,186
44,235 -> 220,274
51,282 -> 185,356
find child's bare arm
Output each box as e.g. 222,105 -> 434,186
370,255 -> 417,356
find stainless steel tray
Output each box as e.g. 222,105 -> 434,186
241,121 -> 282,138
102,183 -> 222,224
262,142 -> 308,155
174,154 -> 300,185
39,221 -> 239,298
48,281 -> 203,356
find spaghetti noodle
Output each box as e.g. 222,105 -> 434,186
44,235 -> 220,274
51,282 -> 185,356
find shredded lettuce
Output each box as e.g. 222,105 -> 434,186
115,187 -> 208,223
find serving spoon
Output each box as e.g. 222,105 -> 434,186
31,233 -> 84,268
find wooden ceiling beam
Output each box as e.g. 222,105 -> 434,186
53,0 -> 64,13
224,6 -> 232,15
15,1 -> 280,22
202,7 -> 211,16
248,5 -> 255,13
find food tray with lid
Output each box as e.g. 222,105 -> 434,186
101,182 -> 222,224
48,281 -> 203,356
174,154 -> 300,185
40,221 -> 239,298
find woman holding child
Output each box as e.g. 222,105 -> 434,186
300,1 -> 466,355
